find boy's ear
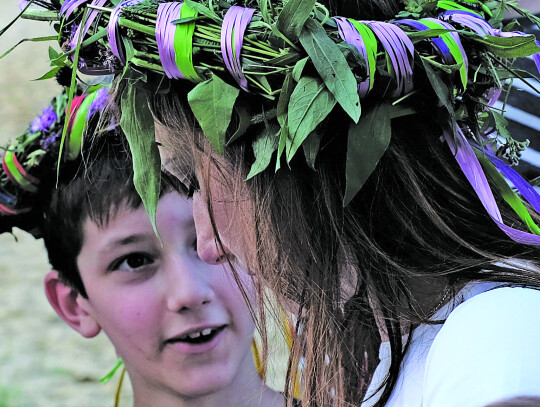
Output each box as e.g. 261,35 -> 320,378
44,270 -> 101,338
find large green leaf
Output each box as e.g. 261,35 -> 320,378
286,76 -> 336,162
276,0 -> 316,42
120,85 -> 161,237
299,19 -> 361,122
467,33 -> 540,58
344,103 -> 392,206
188,74 -> 240,154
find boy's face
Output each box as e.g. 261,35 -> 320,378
75,192 -> 258,401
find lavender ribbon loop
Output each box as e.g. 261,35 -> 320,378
156,2 -> 184,79
365,21 -> 414,98
444,127 -> 540,245
221,6 -> 256,92
108,0 -> 145,66
334,17 -> 371,98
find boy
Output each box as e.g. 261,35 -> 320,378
1,90 -> 283,407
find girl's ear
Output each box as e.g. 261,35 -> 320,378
44,270 -> 101,338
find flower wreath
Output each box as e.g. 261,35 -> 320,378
2,0 -> 540,244
0,85 -> 109,235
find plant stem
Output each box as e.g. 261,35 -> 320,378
118,17 -> 156,36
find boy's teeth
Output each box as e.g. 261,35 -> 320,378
202,328 -> 212,336
188,331 -> 201,339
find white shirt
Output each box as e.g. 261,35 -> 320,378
363,282 -> 540,406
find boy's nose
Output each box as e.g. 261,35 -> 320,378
165,259 -> 216,313
193,193 -> 233,265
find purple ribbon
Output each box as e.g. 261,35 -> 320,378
397,19 -> 453,65
60,0 -> 91,19
66,0 -> 109,68
108,0 -> 145,66
442,10 -> 540,77
220,6 -> 255,92
156,2 -> 186,79
334,17 -> 371,98
445,127 -> 540,245
365,21 -> 414,97
485,151 -> 540,214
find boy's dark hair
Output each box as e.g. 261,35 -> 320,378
39,130 -> 181,298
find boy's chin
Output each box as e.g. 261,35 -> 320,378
175,368 -> 238,398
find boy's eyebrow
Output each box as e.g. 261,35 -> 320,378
100,234 -> 150,254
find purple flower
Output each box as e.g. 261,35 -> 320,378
30,105 -> 58,133
41,133 -> 60,150
87,87 -> 109,118
39,105 -> 58,130
30,117 -> 42,134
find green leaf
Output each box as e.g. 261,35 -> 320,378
490,110 -> 511,140
302,131 -> 321,170
227,103 -> 252,145
276,0 -> 316,42
0,36 -> 57,60
286,76 -> 336,162
292,57 -> 309,82
299,19 -> 361,122
344,103 -> 392,206
183,0 -> 220,22
246,124 -> 279,179
120,85 -> 161,238
467,33 -> 540,58
275,127 -> 288,172
277,72 -> 295,127
48,46 -> 60,61
188,74 -> 240,154
420,57 -> 454,116
32,66 -> 61,81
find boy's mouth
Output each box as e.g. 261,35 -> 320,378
166,325 -> 226,346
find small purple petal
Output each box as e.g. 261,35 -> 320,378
30,118 -> 41,134
156,2 -> 186,79
334,17 -> 371,98
220,6 -> 255,92
445,127 -> 540,245
365,21 -> 414,97
87,88 -> 109,118
108,0 -> 145,65
41,133 -> 60,150
39,105 -> 58,130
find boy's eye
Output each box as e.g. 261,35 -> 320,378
111,253 -> 154,272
